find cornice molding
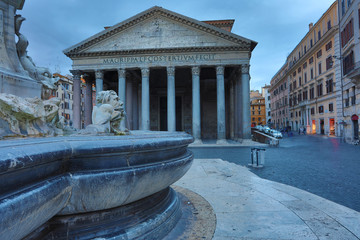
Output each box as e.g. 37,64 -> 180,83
66,46 -> 248,58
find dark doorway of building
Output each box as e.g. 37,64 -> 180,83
353,120 -> 359,140
159,96 -> 167,131
320,119 -> 325,135
176,96 -> 182,131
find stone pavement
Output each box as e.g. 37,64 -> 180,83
174,158 -> 360,240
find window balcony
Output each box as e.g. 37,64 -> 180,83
346,61 -> 360,87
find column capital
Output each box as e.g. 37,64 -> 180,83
241,64 -> 250,74
141,68 -> 150,78
70,70 -> 82,80
191,66 -> 200,76
216,66 -> 225,75
95,70 -> 104,79
118,68 -> 126,78
167,66 -> 175,76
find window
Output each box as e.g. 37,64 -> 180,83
309,57 -> 314,64
317,50 -> 322,58
326,79 -> 334,93
293,81 -> 297,89
258,117 -> 261,121
299,77 -> 302,86
252,117 -> 255,121
298,67 -> 301,73
304,45 -> 307,53
252,111 -> 255,115
299,111 -> 301,117
304,73 -> 307,83
311,68 -> 314,79
318,63 -> 322,75
298,92 -> 302,102
343,51 -> 354,75
310,39 -> 313,47
298,52 -> 301,59
290,112 -> 293,118
326,56 -> 333,70
317,83 -> 323,97
284,82 -> 287,89
311,107 -> 315,115
345,89 -> 350,107
341,19 -> 354,47
303,62 -> 307,69
296,112 -> 298,117
318,106 -> 324,113
341,0 -> 345,15
347,0 -> 352,7
326,41 -> 332,51
293,72 -> 296,77
303,90 -> 308,100
318,31 -> 321,40
268,111 -> 270,116
327,20 -> 331,31
329,103 -> 334,112
351,87 -> 356,105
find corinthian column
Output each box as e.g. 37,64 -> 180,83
95,70 -> 103,99
192,66 -> 201,143
118,69 -> 126,106
216,66 -> 226,144
167,66 -> 176,132
83,74 -> 93,126
141,68 -> 150,130
70,70 -> 81,129
241,64 -> 251,139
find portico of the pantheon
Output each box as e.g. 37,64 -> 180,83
64,6 -> 257,142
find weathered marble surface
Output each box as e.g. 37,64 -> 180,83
0,131 -> 194,239
0,0 -> 41,98
0,93 -> 69,138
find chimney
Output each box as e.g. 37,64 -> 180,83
309,23 -> 313,30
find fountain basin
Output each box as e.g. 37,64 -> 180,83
0,131 -> 194,239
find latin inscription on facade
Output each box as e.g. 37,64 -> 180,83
0,9 -> 12,70
103,54 -> 216,65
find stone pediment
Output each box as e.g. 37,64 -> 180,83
64,6 -> 257,57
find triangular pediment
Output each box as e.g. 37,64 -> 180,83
64,6 -> 257,57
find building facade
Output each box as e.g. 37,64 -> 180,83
250,90 -> 266,127
270,63 -> 289,130
52,73 -> 74,124
285,2 -> 341,136
64,6 -> 257,141
338,0 -> 360,142
261,85 -> 272,126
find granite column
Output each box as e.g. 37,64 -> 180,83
241,64 -> 251,139
216,66 -> 226,143
167,67 -> 176,132
141,68 -> 150,130
95,70 -> 103,100
71,70 -> 81,129
192,66 -> 201,142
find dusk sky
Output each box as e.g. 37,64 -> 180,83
19,0 -> 335,91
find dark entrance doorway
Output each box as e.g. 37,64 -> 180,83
352,115 -> 359,140
159,96 -> 167,131
320,119 -> 325,135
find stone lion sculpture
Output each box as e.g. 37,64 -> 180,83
81,90 -> 127,135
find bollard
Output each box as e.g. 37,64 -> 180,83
249,148 -> 266,168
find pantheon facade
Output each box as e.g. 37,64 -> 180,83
64,6 -> 257,141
